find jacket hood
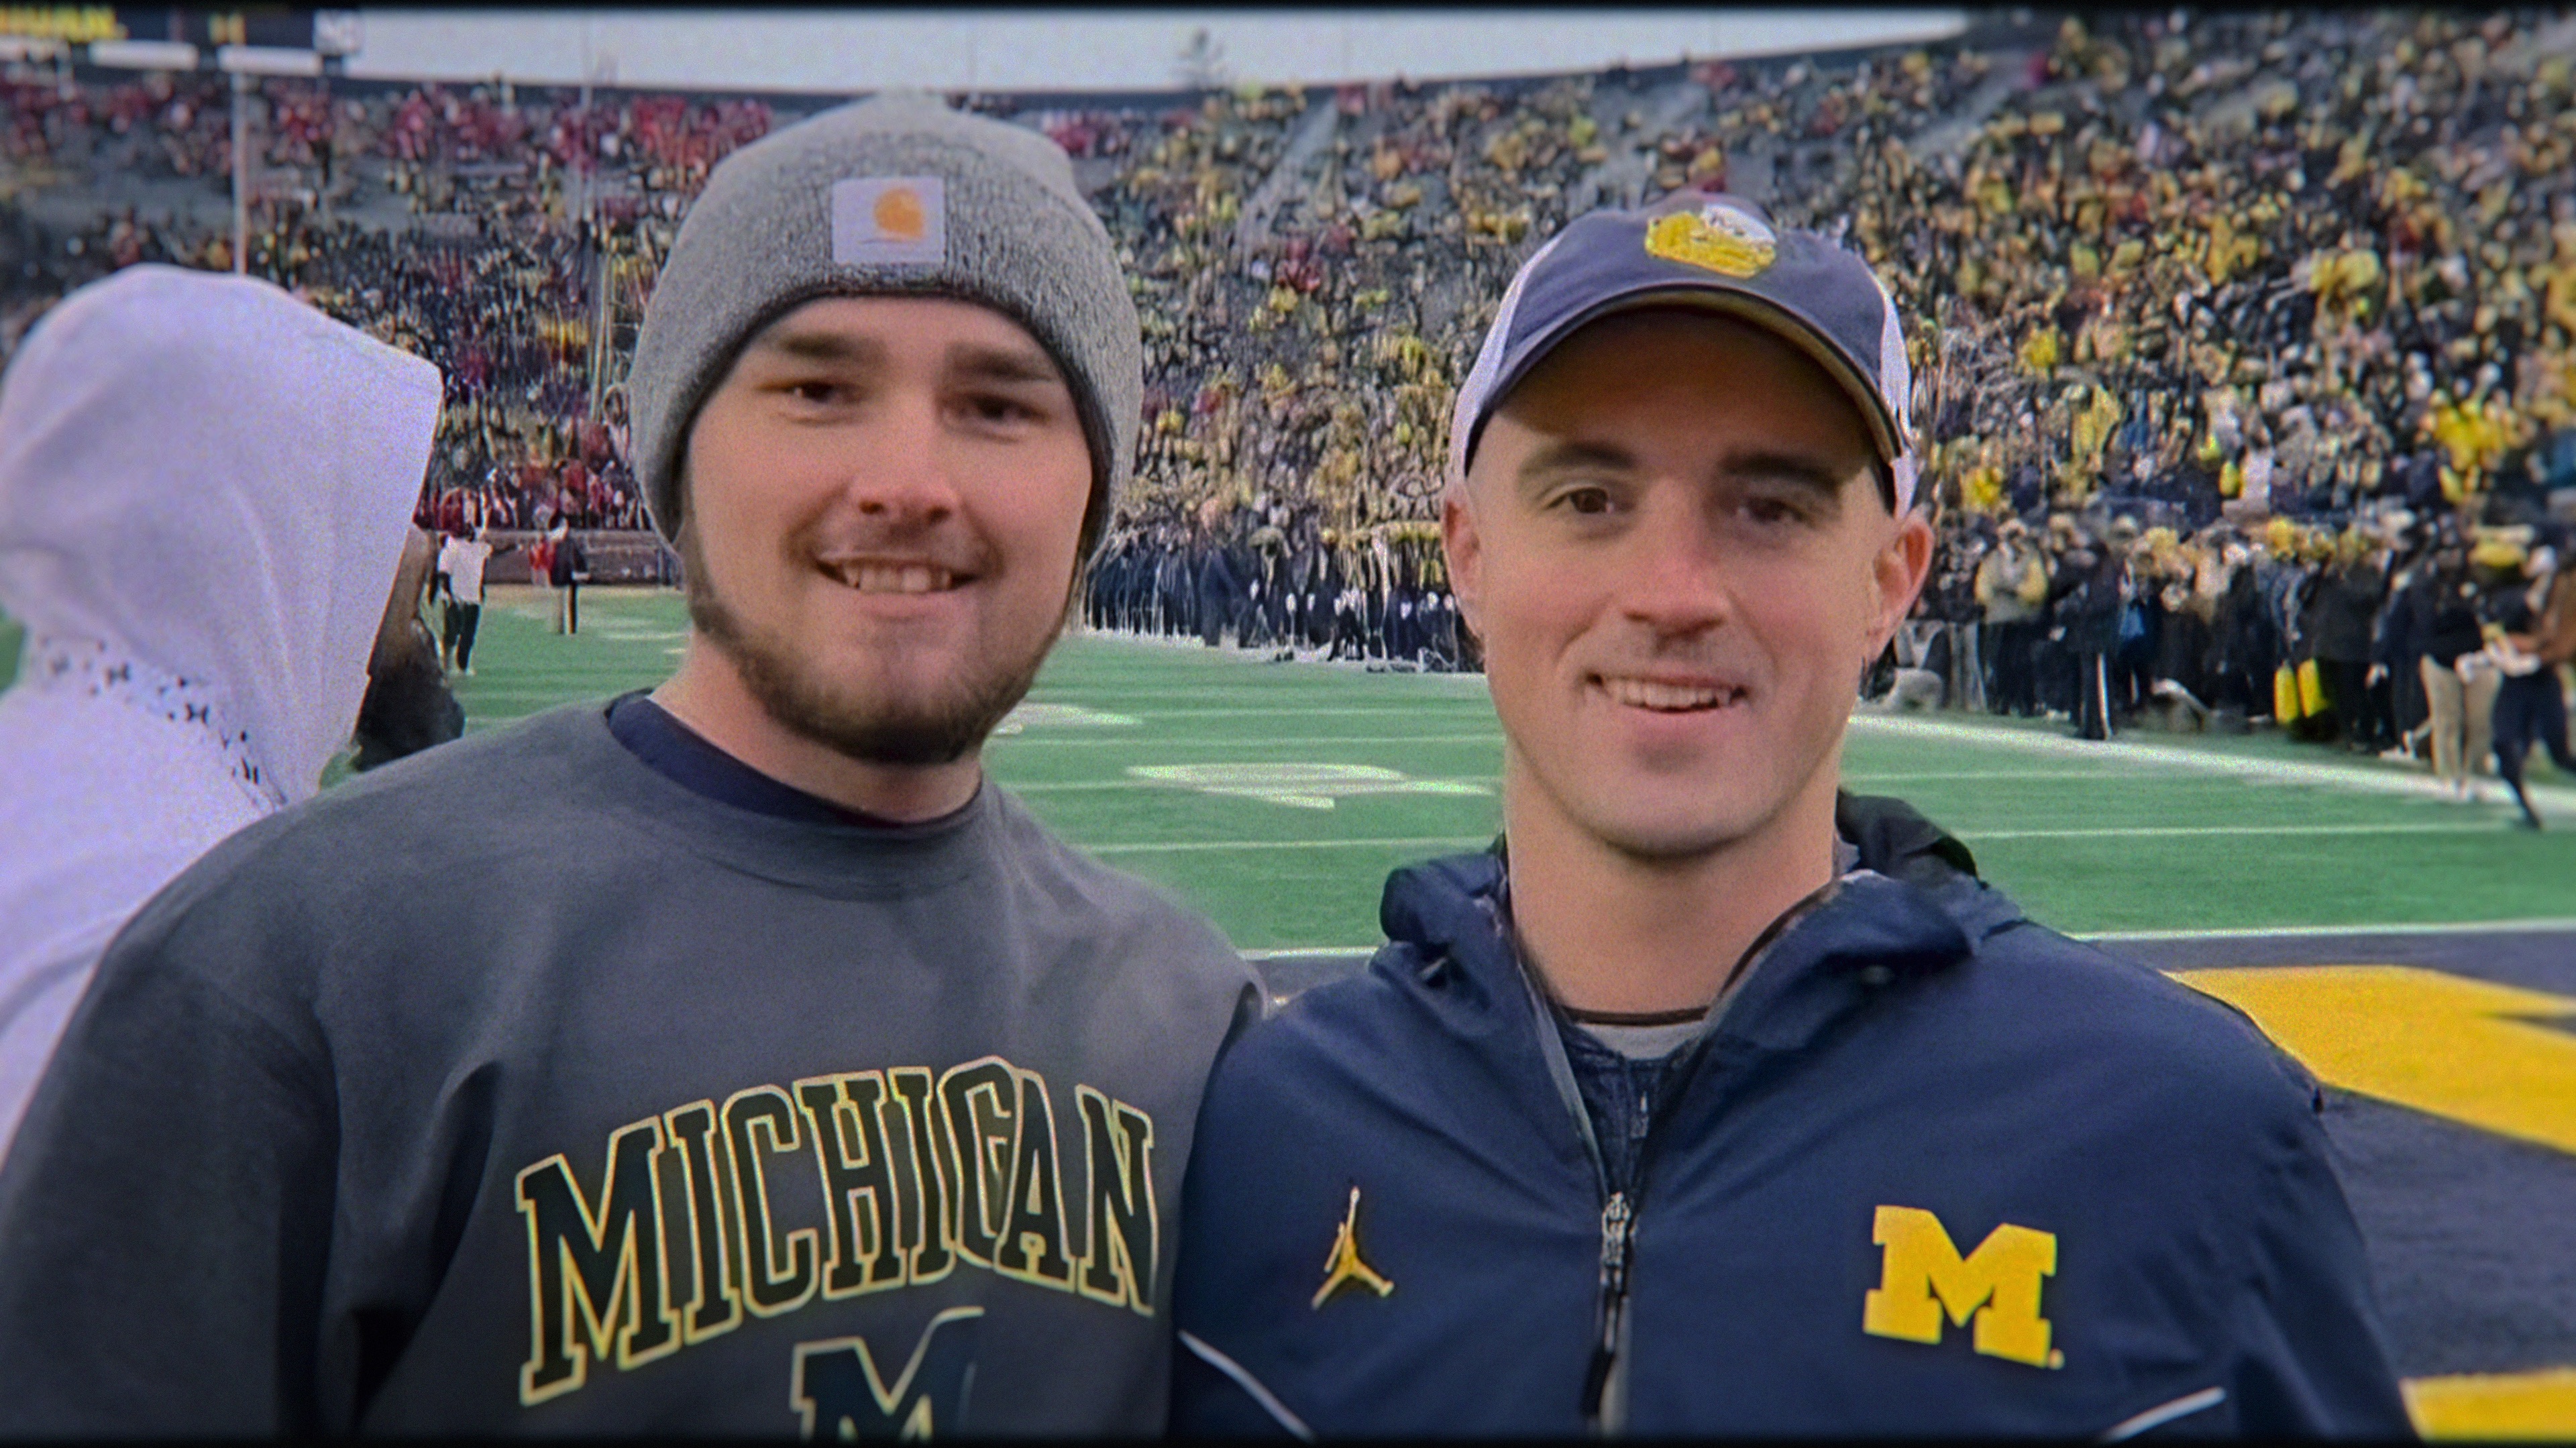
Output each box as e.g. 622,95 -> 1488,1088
0,266 -> 443,804
1379,849 -> 1512,966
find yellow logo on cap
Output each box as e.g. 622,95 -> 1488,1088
1646,202 -> 1778,278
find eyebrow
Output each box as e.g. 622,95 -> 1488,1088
1715,447 -> 1861,498
747,328 -> 883,366
947,342 -> 1065,387
739,331 -> 1063,390
1515,439 -> 1639,488
1514,440 -> 1860,498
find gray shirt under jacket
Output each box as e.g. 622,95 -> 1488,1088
0,700 -> 1258,1436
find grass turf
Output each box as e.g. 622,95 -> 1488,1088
427,587 -> 2576,951
8,587 -> 2574,1429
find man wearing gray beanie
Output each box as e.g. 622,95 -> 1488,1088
0,95 -> 1257,1438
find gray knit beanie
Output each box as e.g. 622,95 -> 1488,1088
627,93 -> 1140,555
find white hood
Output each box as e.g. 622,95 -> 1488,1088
0,265 -> 443,803
0,266 -> 441,1162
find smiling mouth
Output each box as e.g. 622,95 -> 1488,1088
1595,675 -> 1748,712
819,559 -> 969,595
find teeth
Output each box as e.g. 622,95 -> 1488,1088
831,563 -> 955,594
1604,677 -> 1737,711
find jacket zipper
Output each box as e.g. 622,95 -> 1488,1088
1506,859 -> 1868,1435
1581,1188 -> 1634,1427
1570,896 -> 1823,1434
1511,880 -> 1837,1435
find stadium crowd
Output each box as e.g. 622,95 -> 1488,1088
1,8 -> 2572,761
1085,506 -> 1468,669
1,68 -> 750,531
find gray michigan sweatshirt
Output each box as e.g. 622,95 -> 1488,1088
0,701 -> 1258,1435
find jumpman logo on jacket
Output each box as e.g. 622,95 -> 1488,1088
1313,1186 -> 1396,1308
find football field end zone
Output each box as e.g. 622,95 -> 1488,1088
2150,924 -> 2576,1439
1246,924 -> 2576,1439
2406,1369 -> 2576,1439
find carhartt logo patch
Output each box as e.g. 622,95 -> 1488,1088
1861,1205 -> 2061,1368
1644,201 -> 1777,278
1313,1186 -> 1395,1308
832,176 -> 947,266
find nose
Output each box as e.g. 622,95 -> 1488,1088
1615,495 -> 1733,638
840,390 -> 960,528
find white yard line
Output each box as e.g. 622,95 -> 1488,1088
1030,686 -> 1487,700
2083,917 -> 2576,942
1038,668 -> 2571,812
1130,706 -> 1497,718
1081,818 -> 2535,855
1086,835 -> 1491,856
1848,714 -> 2576,818
1843,768 -> 2185,783
994,732 -> 1507,748
1010,767 -> 2153,791
1008,776 -> 1495,795
1957,822 -> 2520,841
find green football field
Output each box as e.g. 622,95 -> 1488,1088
9,586 -> 2576,1432
430,587 -> 2576,950
451,590 -> 2576,1435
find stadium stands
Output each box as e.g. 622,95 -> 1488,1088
3,7 -> 2572,742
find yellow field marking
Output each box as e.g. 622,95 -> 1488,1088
2170,966 -> 2576,1156
2175,965 -> 2576,1438
2404,1368 -> 2576,1439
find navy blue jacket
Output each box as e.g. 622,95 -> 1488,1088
1172,833 -> 2413,1438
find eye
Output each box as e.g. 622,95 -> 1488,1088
1742,495 -> 1809,526
779,379 -> 843,405
1554,485 -> 1613,515
965,392 -> 1040,425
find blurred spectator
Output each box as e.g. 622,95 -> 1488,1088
434,520 -> 509,674
0,266 -> 439,1158
351,526 -> 464,771
2418,535 -> 2502,800
1975,516 -> 2049,716
2485,550 -> 2574,828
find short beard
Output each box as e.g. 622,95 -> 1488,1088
679,523 -> 1055,768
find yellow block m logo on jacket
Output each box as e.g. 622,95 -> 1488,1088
1862,1206 -> 2060,1368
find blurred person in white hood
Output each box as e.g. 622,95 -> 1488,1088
0,265 -> 441,1158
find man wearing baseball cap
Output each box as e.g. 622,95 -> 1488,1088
1170,192 -> 2411,1437
0,95 -> 1254,1435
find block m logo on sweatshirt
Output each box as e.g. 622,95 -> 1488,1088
1862,1205 -> 2061,1368
791,1306 -> 983,1439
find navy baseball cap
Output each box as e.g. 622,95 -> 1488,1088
1448,190 -> 1920,511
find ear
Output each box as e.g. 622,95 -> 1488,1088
1442,484 -> 1486,643
1864,510 -> 1937,661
